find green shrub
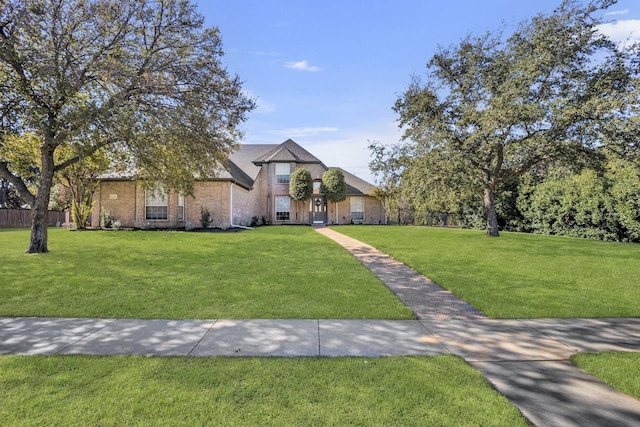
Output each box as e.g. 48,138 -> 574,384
200,206 -> 212,228
100,208 -> 113,228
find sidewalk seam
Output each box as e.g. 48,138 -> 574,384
56,318 -> 118,354
187,319 -> 218,357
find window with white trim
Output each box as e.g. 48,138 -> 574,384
350,197 -> 365,222
276,163 -> 290,184
275,196 -> 291,221
178,194 -> 184,221
145,188 -> 168,220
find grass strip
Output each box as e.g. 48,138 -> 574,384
0,355 -> 528,426
571,352 -> 640,399
0,227 -> 413,319
333,225 -> 640,318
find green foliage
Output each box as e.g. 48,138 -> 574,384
0,0 -> 255,252
71,198 -> 94,229
375,0 -> 639,237
289,167 -> 313,201
99,208 -> 114,229
607,158 -> 640,241
200,206 -> 212,228
320,168 -> 347,203
516,156 -> 640,242
0,179 -> 22,208
59,147 -> 112,229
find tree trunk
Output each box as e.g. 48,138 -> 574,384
27,148 -> 55,253
28,205 -> 49,253
484,187 -> 499,237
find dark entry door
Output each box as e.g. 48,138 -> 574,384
311,196 -> 326,224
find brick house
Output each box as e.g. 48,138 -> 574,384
90,139 -> 385,228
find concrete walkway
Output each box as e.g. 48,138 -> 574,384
1,227 -> 640,426
314,226 -> 486,320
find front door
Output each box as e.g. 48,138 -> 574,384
311,196 -> 326,224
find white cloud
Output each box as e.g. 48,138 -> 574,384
270,126 -> 338,138
598,19 -> 640,47
284,60 -> 321,72
605,9 -> 629,17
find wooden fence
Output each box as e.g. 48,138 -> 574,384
0,209 -> 67,227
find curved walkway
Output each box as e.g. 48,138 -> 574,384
1,227 -> 640,426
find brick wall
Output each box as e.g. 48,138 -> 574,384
92,171 -> 385,229
331,196 -> 384,225
92,181 -> 138,227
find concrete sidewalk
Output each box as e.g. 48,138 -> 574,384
3,317 -> 639,358
1,317 -> 446,357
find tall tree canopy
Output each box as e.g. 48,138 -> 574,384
371,0 -> 639,236
0,0 -> 255,252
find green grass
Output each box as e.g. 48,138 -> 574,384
0,227 -> 413,319
0,355 -> 528,427
571,352 -> 640,400
333,225 -> 640,318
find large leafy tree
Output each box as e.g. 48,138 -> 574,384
378,0 -> 638,236
0,0 -> 255,252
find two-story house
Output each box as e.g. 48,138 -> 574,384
90,139 -> 384,228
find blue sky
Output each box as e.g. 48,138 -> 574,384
198,1 -> 640,183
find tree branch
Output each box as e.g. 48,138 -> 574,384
0,162 -> 35,207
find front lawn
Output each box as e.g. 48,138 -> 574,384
334,226 -> 640,318
0,227 -> 413,319
0,355 -> 528,427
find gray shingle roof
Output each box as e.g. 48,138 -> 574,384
98,139 -> 374,195
338,168 -> 375,196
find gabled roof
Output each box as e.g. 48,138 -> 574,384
228,144 -> 277,182
224,158 -> 255,190
204,141 -> 376,195
339,168 -> 375,196
251,139 -> 326,167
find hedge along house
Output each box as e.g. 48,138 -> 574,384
90,139 -> 385,228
